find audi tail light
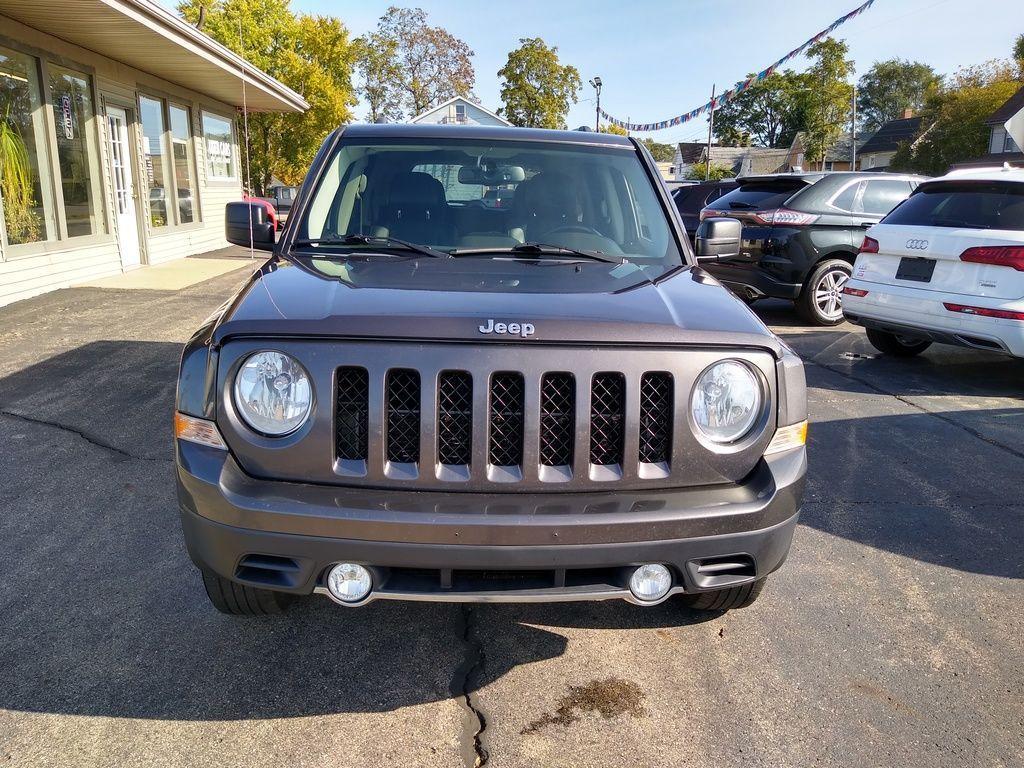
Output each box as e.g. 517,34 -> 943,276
860,237 -> 880,254
842,287 -> 869,297
943,303 -> 1024,321
959,245 -> 1024,271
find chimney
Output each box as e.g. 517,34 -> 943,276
901,108 -> 915,119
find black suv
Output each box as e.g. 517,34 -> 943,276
672,180 -> 739,241
700,172 -> 923,324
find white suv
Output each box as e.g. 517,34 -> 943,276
842,166 -> 1024,358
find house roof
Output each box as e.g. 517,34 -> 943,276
0,0 -> 307,112
676,141 -> 715,164
986,84 -> 1024,126
410,96 -> 512,126
858,117 -> 923,155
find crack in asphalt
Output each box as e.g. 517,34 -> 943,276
453,605 -> 488,768
0,408 -> 170,463
805,359 -> 1024,463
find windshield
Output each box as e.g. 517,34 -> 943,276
882,181 -> 1024,231
711,179 -> 808,211
295,138 -> 683,273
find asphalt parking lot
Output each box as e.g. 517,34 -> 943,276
1,266 -> 1022,768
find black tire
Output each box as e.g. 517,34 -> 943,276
865,328 -> 932,357
679,578 -> 765,611
796,258 -> 853,326
202,571 -> 294,616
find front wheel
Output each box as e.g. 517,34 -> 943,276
202,571 -> 294,615
796,259 -> 852,326
866,328 -> 932,357
678,578 -> 765,611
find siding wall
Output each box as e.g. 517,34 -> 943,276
0,12 -> 242,307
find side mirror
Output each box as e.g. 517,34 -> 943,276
695,217 -> 743,262
226,202 -> 275,251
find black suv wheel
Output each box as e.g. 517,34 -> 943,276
866,328 -> 932,357
797,259 -> 852,326
202,571 -> 294,615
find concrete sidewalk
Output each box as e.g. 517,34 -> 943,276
75,247 -> 257,291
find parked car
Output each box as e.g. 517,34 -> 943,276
843,166 -> 1024,358
259,185 -> 298,219
700,172 -> 924,324
481,187 -> 515,209
174,123 -> 808,618
672,179 -> 739,240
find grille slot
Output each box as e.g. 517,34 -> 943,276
335,367 -> 369,460
590,372 -> 625,466
488,372 -> 524,466
540,373 -> 575,466
438,371 -> 473,465
386,369 -> 421,463
639,372 -> 673,465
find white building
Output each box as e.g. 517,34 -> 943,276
410,96 -> 512,128
0,0 -> 306,307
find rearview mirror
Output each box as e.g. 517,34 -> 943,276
225,202 -> 275,251
457,164 -> 526,185
695,217 -> 742,262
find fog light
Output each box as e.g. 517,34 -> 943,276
629,564 -> 672,602
326,563 -> 372,603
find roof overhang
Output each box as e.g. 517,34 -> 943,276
0,0 -> 308,113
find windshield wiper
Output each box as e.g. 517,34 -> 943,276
291,234 -> 450,259
449,242 -> 625,264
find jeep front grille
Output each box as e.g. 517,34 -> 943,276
488,372 -> 525,467
437,371 -> 473,465
385,369 -> 420,463
320,344 -> 775,491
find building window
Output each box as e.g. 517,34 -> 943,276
0,45 -> 55,246
202,111 -> 235,179
455,103 -> 467,123
169,104 -> 197,224
140,95 -> 170,228
1006,132 -> 1020,153
47,65 -> 104,237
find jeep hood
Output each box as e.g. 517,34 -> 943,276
211,257 -> 783,356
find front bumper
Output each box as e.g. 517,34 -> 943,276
177,440 -> 806,605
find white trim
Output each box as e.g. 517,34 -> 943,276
409,96 -> 512,126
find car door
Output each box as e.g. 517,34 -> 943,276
857,178 -> 914,226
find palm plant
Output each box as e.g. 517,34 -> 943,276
0,103 -> 40,243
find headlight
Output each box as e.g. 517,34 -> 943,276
233,351 -> 313,435
690,360 -> 762,444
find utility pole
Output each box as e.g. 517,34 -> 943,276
589,77 -> 603,132
705,84 -> 716,181
851,84 -> 858,170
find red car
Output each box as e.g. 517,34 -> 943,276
243,195 -> 278,232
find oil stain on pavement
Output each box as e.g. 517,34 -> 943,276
521,678 -> 646,735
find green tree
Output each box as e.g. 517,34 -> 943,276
856,59 -> 940,131
355,32 -> 403,123
642,139 -> 675,162
364,7 -> 475,118
685,161 -> 734,181
177,0 -> 357,193
712,71 -> 807,148
1014,34 -> 1024,64
892,61 -> 1020,175
497,38 -> 580,129
599,123 -> 628,136
802,39 -> 854,169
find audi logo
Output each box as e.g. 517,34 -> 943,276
906,239 -> 929,250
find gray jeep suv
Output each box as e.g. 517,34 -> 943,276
175,124 -> 807,616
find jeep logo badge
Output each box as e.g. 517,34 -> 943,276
479,318 -> 535,338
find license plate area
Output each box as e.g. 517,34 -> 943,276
895,257 -> 936,283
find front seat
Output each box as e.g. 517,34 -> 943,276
378,171 -> 454,245
508,171 -> 580,242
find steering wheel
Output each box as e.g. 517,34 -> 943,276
542,224 -> 605,237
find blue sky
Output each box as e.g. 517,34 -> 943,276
166,0 -> 1021,143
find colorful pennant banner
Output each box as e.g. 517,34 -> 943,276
599,0 -> 876,133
